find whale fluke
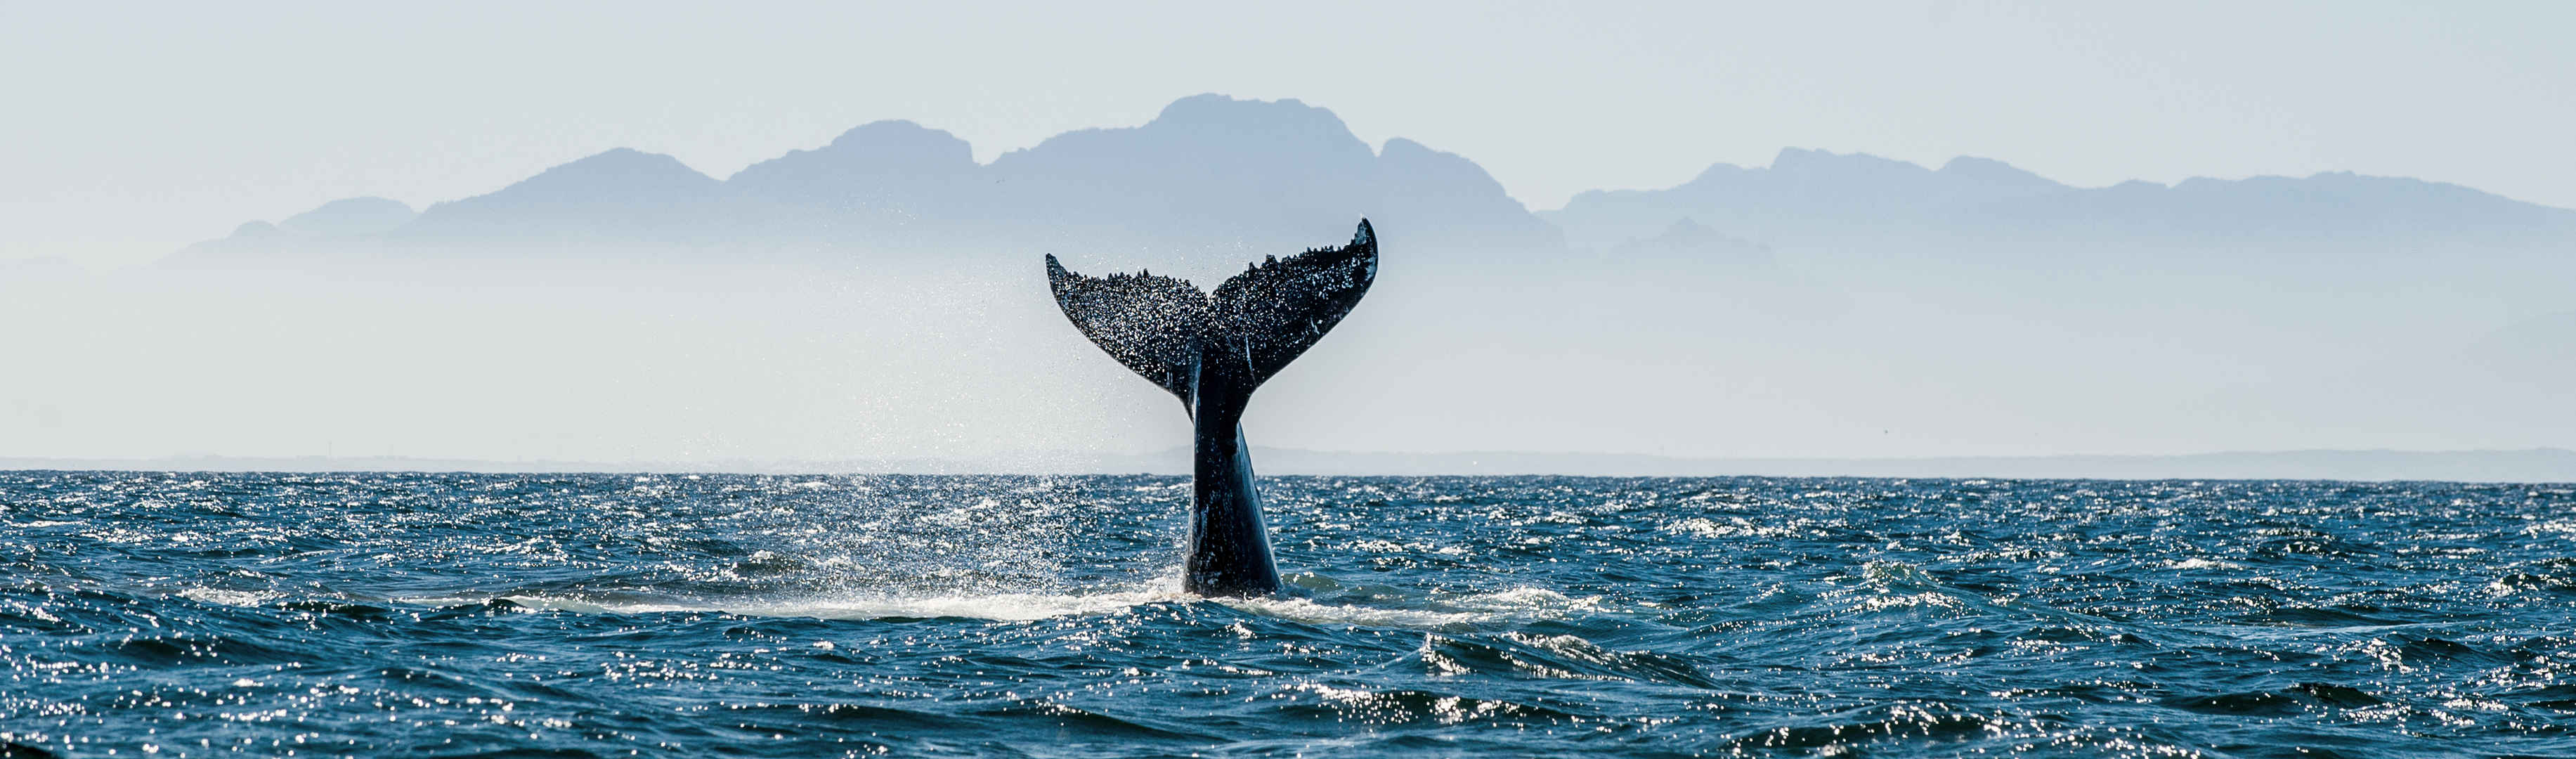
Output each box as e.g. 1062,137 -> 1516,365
1047,220 -> 1377,401
1045,220 -> 1379,596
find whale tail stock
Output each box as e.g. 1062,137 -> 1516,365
1044,220 -> 1379,597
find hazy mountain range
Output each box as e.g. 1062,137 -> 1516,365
179,95 -> 1563,264
11,93 -> 2572,472
1549,151 -> 2576,248
175,93 -> 2576,265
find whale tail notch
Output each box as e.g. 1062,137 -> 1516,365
1046,219 -> 1378,401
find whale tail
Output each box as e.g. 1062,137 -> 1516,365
1043,220 -> 1377,597
1044,219 -> 1378,402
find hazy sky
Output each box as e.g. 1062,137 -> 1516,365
6,1 -> 2571,264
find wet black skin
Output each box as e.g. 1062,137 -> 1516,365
1179,343 -> 1280,596
1044,221 -> 1377,597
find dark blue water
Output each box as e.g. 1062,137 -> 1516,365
4,472 -> 2573,757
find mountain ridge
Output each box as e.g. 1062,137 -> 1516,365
174,94 -> 2576,264
1547,146 -> 2576,247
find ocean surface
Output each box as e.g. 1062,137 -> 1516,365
3,472 -> 2572,758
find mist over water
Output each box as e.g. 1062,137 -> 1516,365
6,472 -> 2575,756
8,95 -> 2575,467
8,233 -> 2573,467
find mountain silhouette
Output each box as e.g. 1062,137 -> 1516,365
176,95 -> 2576,266
177,197 -> 416,262
280,197 -> 417,237
984,94 -> 1379,245
727,120 -> 982,239
1375,138 -> 1563,253
176,95 -> 1567,263
91,94 -> 2576,469
400,148 -> 729,242
1545,148 -> 2576,247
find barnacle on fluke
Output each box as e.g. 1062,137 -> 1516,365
1043,220 -> 1379,596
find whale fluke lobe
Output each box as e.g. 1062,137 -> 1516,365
1045,220 -> 1379,597
1047,220 -> 1377,401
1044,257 -> 1211,400
1211,220 -> 1378,389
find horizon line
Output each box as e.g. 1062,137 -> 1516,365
8,446 -> 2572,484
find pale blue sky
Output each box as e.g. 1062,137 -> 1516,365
6,1 -> 2570,264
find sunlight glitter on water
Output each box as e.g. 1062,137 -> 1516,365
5,472 -> 2575,757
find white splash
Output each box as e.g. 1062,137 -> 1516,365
1225,585 -> 1608,630
177,588 -> 277,606
2166,558 -> 2247,570
398,589 -> 1180,621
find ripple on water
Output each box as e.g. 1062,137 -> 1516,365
1,472 -> 2572,756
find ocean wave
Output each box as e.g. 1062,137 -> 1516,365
4,472 -> 2568,756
